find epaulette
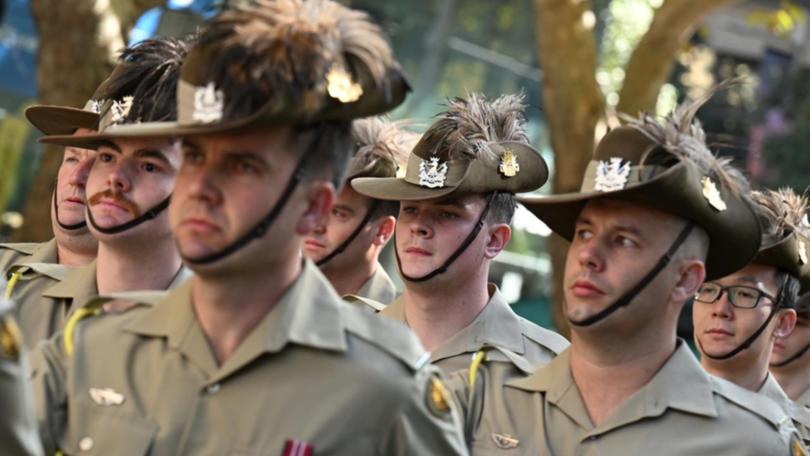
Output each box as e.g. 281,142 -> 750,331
0,243 -> 41,256
62,291 -> 160,357
342,303 -> 431,371
519,317 -> 570,355
342,294 -> 386,312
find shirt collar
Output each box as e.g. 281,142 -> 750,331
356,263 -> 397,304
506,340 -> 718,432
41,260 -> 98,304
381,284 -> 526,362
124,260 -> 348,381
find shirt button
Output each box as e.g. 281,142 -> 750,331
206,383 -> 221,394
79,436 -> 94,451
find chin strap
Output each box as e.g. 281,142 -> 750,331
395,192 -> 496,283
569,221 -> 695,327
53,190 -> 87,231
184,152 -> 310,265
316,200 -> 380,267
87,195 -> 171,235
770,340 -> 810,368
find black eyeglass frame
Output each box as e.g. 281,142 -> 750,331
694,283 -> 778,309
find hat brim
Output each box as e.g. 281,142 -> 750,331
36,119 -> 228,149
519,161 -> 761,280
755,235 -> 810,294
25,105 -> 98,137
352,176 -> 458,201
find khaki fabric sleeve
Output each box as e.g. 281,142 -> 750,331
0,352 -> 43,455
381,365 -> 469,456
28,331 -> 70,456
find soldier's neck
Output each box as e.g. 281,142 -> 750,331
400,273 -> 489,352
569,329 -> 677,427
55,232 -> 97,267
94,237 -> 183,295
771,363 -> 810,401
190,257 -> 302,366
700,347 -> 770,392
320,258 -> 376,297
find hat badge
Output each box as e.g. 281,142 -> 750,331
87,99 -> 103,114
594,157 -> 631,192
799,239 -> 808,266
110,96 -> 134,125
192,82 -> 224,124
326,64 -> 363,104
499,148 -> 520,177
419,156 -> 448,188
701,176 -> 727,212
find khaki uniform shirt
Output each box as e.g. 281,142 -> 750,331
760,374 -> 810,443
354,262 -> 397,305
450,341 -> 802,455
0,242 -> 49,274
799,386 -> 810,409
30,261 -> 468,455
1,240 -> 70,349
380,285 -> 569,375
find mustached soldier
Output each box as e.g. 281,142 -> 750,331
31,1 -> 467,454
304,117 -> 417,303
351,92 -> 568,375
693,187 -> 810,441
449,97 -> 806,454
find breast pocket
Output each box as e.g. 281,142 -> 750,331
62,400 -> 158,455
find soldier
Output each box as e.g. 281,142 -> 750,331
693,188 -> 810,437
31,1 -> 467,454
351,92 -> 568,374
772,292 -> 810,408
304,117 -> 416,303
0,101 -> 100,346
16,37 -> 193,348
448,100 -> 805,454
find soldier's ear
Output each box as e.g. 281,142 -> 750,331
372,216 -> 395,246
672,259 -> 705,303
483,223 -> 510,259
774,309 -> 797,339
296,181 -> 335,235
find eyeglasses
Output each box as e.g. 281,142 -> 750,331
694,283 -> 776,309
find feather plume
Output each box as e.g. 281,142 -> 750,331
197,0 -> 397,120
422,92 -> 529,160
751,187 -> 810,244
96,36 -> 193,123
619,80 -> 749,196
352,117 -> 417,173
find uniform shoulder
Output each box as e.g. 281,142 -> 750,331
710,374 -> 794,430
343,294 -> 386,312
0,242 -> 42,256
518,316 -> 569,355
340,302 -> 430,373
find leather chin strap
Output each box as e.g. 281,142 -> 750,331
700,279 -> 789,361
53,189 -> 87,231
770,340 -> 810,368
316,200 -> 380,267
569,221 -> 695,327
87,195 -> 171,235
183,152 -> 310,266
395,192 -> 496,283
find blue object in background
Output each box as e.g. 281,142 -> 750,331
0,0 -> 38,99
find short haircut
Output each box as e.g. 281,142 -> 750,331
486,192 -> 517,225
776,271 -> 801,310
293,120 -> 353,188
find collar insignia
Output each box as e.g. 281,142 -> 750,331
594,157 -> 631,192
419,157 -> 448,188
89,387 -> 125,406
491,433 -> 520,449
326,64 -> 363,104
110,96 -> 133,125
799,240 -> 808,266
192,82 -> 224,124
701,176 -> 727,212
499,148 -> 520,177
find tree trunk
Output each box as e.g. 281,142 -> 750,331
533,0 -> 604,337
616,0 -> 737,116
16,0 -> 161,242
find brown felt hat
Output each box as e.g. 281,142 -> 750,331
91,0 -> 410,140
38,37 -> 191,149
352,92 -> 548,201
797,292 -> 810,317
25,99 -> 100,137
345,117 -> 419,182
749,188 -> 810,294
518,104 -> 761,281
